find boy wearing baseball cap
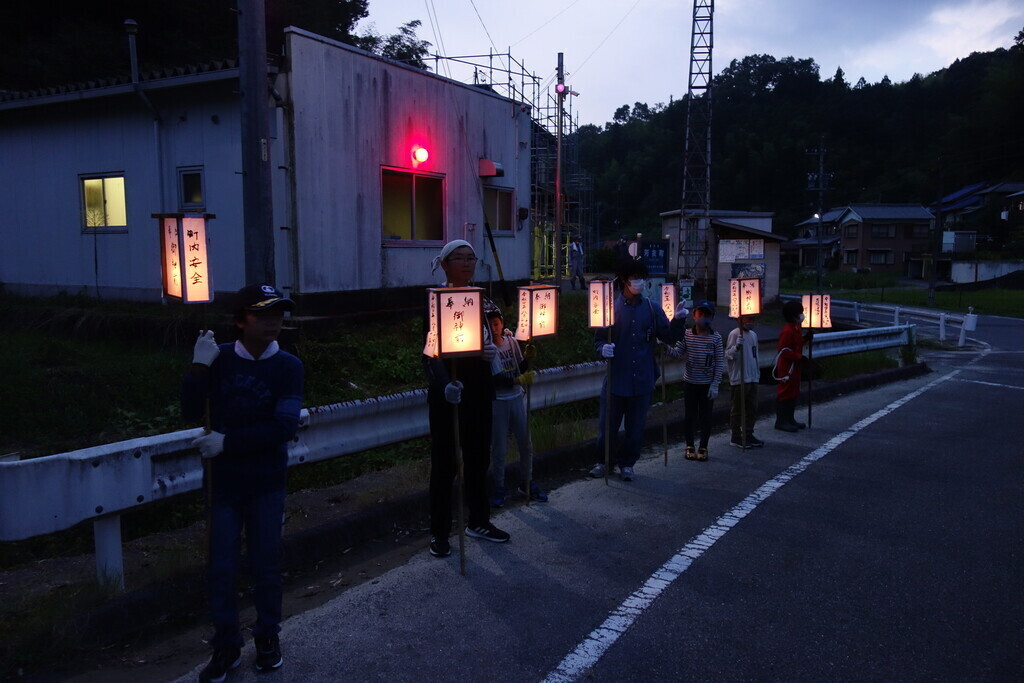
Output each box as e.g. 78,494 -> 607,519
183,284 -> 303,682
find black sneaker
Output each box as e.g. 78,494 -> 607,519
730,438 -> 751,449
199,646 -> 241,683
429,536 -> 451,557
255,634 -> 283,672
746,435 -> 765,448
466,522 -> 510,543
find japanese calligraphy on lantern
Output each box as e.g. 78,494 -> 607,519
661,283 -> 677,321
729,277 -> 762,318
424,287 -> 483,357
588,280 -> 615,328
801,294 -> 832,329
156,213 -> 213,303
515,285 -> 559,341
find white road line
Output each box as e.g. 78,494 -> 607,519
542,367 -> 963,683
955,378 -> 1024,390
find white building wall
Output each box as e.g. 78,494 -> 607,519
284,30 -> 532,294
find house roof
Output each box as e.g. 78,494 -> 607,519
797,203 -> 932,228
712,219 -> 787,241
781,235 -> 842,250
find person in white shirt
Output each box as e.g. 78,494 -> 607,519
725,317 -> 765,449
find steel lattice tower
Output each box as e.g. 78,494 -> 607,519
676,0 -> 714,293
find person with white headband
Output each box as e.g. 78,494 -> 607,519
422,240 -> 510,558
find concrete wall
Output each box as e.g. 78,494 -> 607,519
284,30 -> 532,294
951,260 -> 1024,284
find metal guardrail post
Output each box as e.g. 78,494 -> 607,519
938,313 -> 946,341
893,306 -> 900,325
854,301 -> 860,323
93,515 -> 125,590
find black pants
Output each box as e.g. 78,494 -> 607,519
428,393 -> 492,538
683,381 -> 714,449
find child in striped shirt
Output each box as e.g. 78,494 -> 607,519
681,301 -> 725,461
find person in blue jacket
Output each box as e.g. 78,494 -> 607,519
589,261 -> 685,481
183,284 -> 303,683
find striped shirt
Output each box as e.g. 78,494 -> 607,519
682,327 -> 725,385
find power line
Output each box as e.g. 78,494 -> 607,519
467,0 -> 511,74
510,0 -> 582,47
573,0 -> 643,76
424,0 -> 451,78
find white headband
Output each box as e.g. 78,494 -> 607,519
430,240 -> 476,275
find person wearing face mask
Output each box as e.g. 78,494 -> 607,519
678,301 -> 725,461
588,261 -> 681,481
422,240 -> 509,559
774,300 -> 812,432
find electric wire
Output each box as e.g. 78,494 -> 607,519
424,0 -> 452,78
467,0 -> 511,76
510,0 -> 582,47
572,0 -> 644,76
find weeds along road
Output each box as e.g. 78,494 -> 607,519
150,334 -> 1024,682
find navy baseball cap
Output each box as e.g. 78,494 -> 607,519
695,300 -> 716,316
236,284 -> 294,312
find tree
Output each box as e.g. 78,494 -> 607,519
356,20 -> 432,69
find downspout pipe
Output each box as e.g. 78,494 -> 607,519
126,19 -> 167,305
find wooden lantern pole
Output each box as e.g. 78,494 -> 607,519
523,342 -> 536,506
604,325 -> 612,485
451,359 -> 466,576
738,315 -> 747,449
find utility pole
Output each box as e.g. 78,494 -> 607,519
806,137 -> 831,293
238,0 -> 275,286
554,53 -> 566,288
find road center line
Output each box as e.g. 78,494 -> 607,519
542,368 -> 962,683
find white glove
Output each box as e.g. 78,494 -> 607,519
193,431 -> 225,459
674,304 -> 690,319
666,342 -> 685,359
192,330 -> 220,366
444,381 -> 464,404
600,343 -> 615,359
481,342 -> 497,363
708,384 -> 719,400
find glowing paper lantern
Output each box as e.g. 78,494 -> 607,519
728,278 -> 762,318
588,279 -> 615,328
156,213 -> 214,303
423,287 -> 484,358
515,285 -> 559,341
661,283 -> 678,321
801,294 -> 832,329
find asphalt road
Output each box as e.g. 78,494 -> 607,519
168,314 -> 1023,682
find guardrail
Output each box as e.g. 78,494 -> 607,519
0,325 -> 917,587
779,294 -> 977,345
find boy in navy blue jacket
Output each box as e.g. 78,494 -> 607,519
183,284 -> 303,683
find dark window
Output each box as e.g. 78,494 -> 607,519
382,168 -> 444,242
868,250 -> 894,265
483,187 -> 514,232
870,224 -> 896,238
845,250 -> 858,265
845,224 -> 857,238
179,168 -> 204,210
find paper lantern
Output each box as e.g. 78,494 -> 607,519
801,294 -> 832,329
515,285 -> 559,341
728,278 -> 762,318
661,283 -> 677,321
588,279 -> 615,328
156,213 -> 214,303
423,287 -> 484,358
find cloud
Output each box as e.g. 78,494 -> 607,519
848,0 -> 1023,82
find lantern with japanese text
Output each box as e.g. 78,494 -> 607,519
156,213 -> 214,303
801,294 -> 832,329
423,287 -> 484,358
729,278 -> 762,318
661,283 -> 678,321
588,280 -> 615,328
515,285 -> 559,341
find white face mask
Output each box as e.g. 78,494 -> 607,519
798,314 -> 806,322
628,279 -> 646,294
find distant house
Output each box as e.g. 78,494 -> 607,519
796,205 -> 935,277
781,208 -> 844,271
659,209 -> 785,305
0,28 -> 533,307
932,181 -> 1024,253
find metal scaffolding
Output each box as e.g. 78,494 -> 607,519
427,50 -> 594,280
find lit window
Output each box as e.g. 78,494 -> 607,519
382,168 -> 444,242
179,168 -> 204,210
483,187 -> 514,232
81,175 -> 127,231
